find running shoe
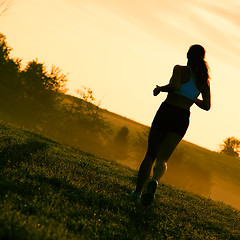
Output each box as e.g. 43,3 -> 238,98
141,180 -> 158,206
130,190 -> 141,202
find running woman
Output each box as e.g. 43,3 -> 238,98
131,44 -> 211,206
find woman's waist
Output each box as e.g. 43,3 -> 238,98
164,93 -> 194,110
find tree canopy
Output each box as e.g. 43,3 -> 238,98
219,137 -> 240,158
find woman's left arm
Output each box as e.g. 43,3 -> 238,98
153,65 -> 182,96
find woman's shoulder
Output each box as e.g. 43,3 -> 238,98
173,65 -> 190,76
173,65 -> 189,71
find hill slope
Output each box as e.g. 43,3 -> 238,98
98,100 -> 240,210
2,90 -> 240,210
1,120 -> 240,240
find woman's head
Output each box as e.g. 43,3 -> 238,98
187,44 -> 205,61
187,44 -> 210,90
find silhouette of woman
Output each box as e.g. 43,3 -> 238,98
131,44 -> 211,206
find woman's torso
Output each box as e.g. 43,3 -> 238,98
165,66 -> 200,110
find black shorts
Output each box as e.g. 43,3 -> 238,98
150,101 -> 190,137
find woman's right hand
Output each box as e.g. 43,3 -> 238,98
153,85 -> 161,96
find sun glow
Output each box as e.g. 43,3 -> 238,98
1,0 -> 240,151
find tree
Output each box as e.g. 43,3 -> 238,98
47,65 -> 68,93
219,137 -> 240,157
132,126 -> 149,159
0,33 -> 11,62
0,33 -> 21,74
74,86 -> 109,133
22,60 -> 67,103
113,126 -> 129,159
0,33 -> 22,116
114,126 -> 129,143
16,59 -> 68,127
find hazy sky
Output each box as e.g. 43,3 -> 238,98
1,0 -> 240,151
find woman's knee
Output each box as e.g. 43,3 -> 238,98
155,160 -> 167,170
153,160 -> 167,181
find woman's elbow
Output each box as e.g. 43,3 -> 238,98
204,103 -> 211,111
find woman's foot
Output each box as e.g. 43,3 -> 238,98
141,180 -> 158,206
130,190 -> 141,202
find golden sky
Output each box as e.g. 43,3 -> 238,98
1,0 -> 240,151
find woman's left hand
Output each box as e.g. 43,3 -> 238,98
153,85 -> 161,96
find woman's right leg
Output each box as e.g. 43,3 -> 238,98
135,129 -> 164,194
141,131 -> 183,206
135,153 -> 155,194
153,131 -> 183,181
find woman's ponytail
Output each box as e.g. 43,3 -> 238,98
187,45 -> 210,91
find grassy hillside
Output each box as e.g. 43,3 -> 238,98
166,141 -> 240,210
98,100 -> 240,210
1,120 -> 240,240
1,89 -> 240,210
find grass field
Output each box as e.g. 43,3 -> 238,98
100,105 -> 240,210
1,120 -> 240,239
1,92 -> 240,211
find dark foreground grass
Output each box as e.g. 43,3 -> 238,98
1,120 -> 240,240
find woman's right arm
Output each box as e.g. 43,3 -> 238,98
194,84 -> 211,111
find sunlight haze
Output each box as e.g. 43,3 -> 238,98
1,0 -> 240,151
